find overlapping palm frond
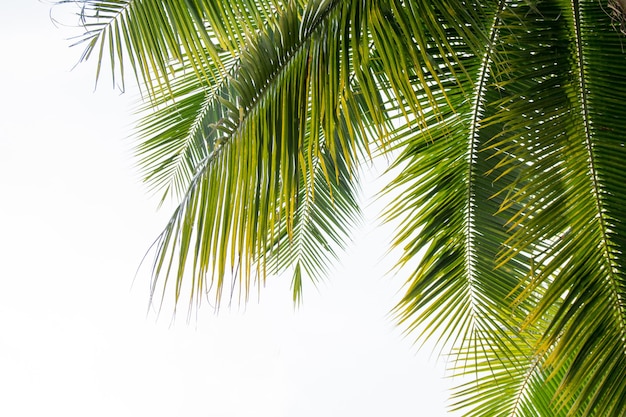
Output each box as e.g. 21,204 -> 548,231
382,0 -> 626,415
142,0 -> 372,309
65,0 -> 626,415
379,0 -> 540,387
489,0 -> 626,414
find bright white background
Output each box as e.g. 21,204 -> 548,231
0,2 -> 461,416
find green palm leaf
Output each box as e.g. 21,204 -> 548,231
483,1 -> 626,414
143,0 -> 382,309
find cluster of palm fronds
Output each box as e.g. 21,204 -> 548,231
61,0 -> 626,415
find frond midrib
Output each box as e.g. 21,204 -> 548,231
571,0 -> 626,336
509,352 -> 543,417
464,0 -> 505,330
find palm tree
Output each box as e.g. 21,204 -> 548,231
60,0 -> 626,415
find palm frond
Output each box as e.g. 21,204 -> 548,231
384,0 -> 624,414
384,0 -> 533,363
477,0 -> 626,414
145,0 -> 381,310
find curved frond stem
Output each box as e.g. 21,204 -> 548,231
570,0 -> 626,332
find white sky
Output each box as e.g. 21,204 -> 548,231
0,2 -> 461,416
